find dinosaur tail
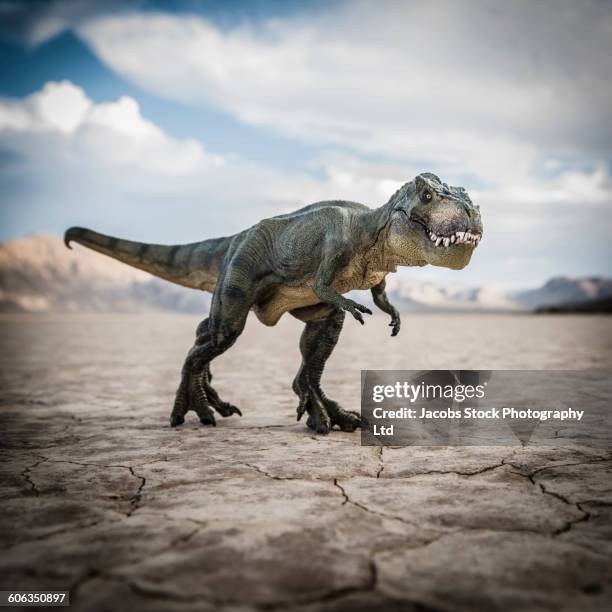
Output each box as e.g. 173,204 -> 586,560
64,226 -> 228,291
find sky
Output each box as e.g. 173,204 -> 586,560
0,0 -> 611,289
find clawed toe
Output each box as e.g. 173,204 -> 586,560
216,402 -> 242,417
170,414 -> 185,427
199,412 -> 217,426
331,409 -> 364,432
306,412 -> 331,435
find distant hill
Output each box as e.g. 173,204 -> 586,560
383,278 -> 520,311
535,296 -> 612,314
0,234 -> 208,313
516,277 -> 612,309
0,234 -> 609,314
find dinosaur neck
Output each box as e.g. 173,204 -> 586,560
358,204 -> 398,272
359,199 -> 428,271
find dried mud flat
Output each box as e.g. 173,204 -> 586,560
1,312 -> 611,611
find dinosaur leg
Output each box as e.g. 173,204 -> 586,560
170,303 -> 247,427
292,306 -> 363,434
192,319 -> 242,418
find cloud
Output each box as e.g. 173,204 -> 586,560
0,80 -> 220,176
78,1 -> 612,170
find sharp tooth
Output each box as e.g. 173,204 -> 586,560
444,237 -> 450,247
435,237 -> 443,247
450,235 -> 456,243
457,231 -> 465,241
431,233 -> 437,241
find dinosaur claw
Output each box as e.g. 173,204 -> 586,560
170,414 -> 184,427
199,413 -> 217,427
218,403 -> 242,417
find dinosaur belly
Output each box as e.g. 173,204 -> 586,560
252,268 -> 387,327
253,284 -> 320,326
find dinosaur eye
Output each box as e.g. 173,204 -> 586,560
422,190 -> 433,203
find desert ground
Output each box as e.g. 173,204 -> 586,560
1,312 -> 611,611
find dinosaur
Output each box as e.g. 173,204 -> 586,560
64,172 -> 482,434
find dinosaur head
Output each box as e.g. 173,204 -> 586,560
386,173 -> 482,270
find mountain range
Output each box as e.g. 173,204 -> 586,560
0,234 -> 610,314
0,234 -> 208,313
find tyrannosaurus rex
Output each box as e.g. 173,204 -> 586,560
65,172 -> 482,434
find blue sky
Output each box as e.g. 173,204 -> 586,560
0,0 -> 611,288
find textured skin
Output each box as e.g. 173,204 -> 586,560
65,172 -> 482,433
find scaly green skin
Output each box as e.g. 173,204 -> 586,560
65,172 -> 482,434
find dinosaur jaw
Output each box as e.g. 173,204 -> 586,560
402,216 -> 481,270
409,217 -> 482,250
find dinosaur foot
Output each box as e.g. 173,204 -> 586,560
170,390 -> 217,427
296,385 -> 362,434
170,370 -> 241,427
325,398 -> 364,433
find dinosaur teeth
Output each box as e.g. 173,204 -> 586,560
427,230 -> 480,247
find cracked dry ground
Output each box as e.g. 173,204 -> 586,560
1,313 -> 611,611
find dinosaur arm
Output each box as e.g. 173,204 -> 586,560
371,279 -> 401,336
312,245 -> 372,325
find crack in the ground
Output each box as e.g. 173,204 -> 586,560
20,456 -> 48,496
502,457 -> 611,538
242,462 -> 297,481
19,453 -> 152,517
333,478 -> 422,530
27,455 -> 170,470
553,501 -> 591,537
127,467 -> 146,516
534,456 -> 610,475
375,446 -> 384,478
334,478 -> 350,505
399,460 -> 507,479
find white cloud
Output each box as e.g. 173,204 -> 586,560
78,1 -> 612,172
0,80 -> 220,176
